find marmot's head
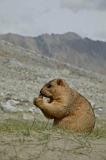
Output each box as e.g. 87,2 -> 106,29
40,79 -> 69,100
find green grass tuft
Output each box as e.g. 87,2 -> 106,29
0,118 -> 105,139
90,119 -> 106,139
0,119 -> 51,136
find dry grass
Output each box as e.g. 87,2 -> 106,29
0,117 -> 106,160
0,117 -> 106,139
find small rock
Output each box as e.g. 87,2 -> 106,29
0,99 -> 23,112
29,107 -> 40,113
22,113 -> 34,120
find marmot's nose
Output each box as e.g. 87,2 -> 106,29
40,89 -> 43,94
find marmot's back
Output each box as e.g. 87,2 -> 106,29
69,94 -> 95,132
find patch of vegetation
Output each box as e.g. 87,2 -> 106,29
0,118 -> 105,139
0,119 -> 51,136
90,119 -> 106,139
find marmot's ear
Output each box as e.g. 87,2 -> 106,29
57,79 -> 64,86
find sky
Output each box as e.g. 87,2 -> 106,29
0,0 -> 106,40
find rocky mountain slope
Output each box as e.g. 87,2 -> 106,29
0,32 -> 106,74
0,39 -> 105,116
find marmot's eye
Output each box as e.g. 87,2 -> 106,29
47,84 -> 52,88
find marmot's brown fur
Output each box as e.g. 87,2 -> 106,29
33,79 -> 95,133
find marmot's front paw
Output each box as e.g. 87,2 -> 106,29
33,96 -> 43,107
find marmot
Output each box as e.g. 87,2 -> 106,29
33,79 -> 95,133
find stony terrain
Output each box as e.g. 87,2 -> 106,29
0,40 -> 106,160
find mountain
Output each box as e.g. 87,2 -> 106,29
0,32 -> 106,74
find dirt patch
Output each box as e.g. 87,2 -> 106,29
0,116 -> 106,160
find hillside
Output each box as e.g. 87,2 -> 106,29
0,39 -> 105,113
0,32 -> 106,74
0,39 -> 106,160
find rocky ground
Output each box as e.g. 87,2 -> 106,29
0,40 -> 106,160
